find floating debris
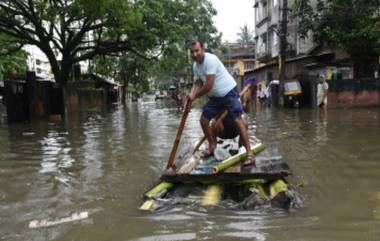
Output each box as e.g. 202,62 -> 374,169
22,132 -> 35,136
29,212 -> 88,229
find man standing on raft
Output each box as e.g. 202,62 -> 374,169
186,39 -> 255,166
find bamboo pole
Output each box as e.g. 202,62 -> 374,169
269,179 -> 288,199
201,184 -> 223,206
212,143 -> 265,173
144,181 -> 174,199
193,84 -> 252,154
139,199 -> 158,211
166,100 -> 192,169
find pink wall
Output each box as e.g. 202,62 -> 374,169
328,90 -> 380,108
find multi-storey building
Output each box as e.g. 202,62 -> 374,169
254,0 -> 316,75
255,0 -> 314,64
23,45 -> 54,81
250,0 -> 362,108
23,44 -> 90,82
221,43 -> 256,89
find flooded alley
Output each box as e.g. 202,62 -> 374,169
0,99 -> 380,241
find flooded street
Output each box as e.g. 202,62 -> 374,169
1,98 -> 380,241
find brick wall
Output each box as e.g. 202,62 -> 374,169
328,78 -> 380,108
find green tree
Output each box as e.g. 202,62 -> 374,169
92,55 -> 119,79
236,24 -> 254,47
0,33 -> 27,80
293,0 -> 380,78
0,0 -> 141,86
0,0 -> 220,87
115,0 -> 221,94
147,0 -> 221,89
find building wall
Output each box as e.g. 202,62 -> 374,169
23,45 -> 90,82
254,0 -> 315,63
221,43 -> 256,89
328,78 -> 380,108
23,45 -> 54,80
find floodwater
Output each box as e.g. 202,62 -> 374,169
0,97 -> 380,241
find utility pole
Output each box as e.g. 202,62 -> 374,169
278,0 -> 288,105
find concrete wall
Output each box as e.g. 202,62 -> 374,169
3,72 -> 64,123
65,85 -> 107,113
328,78 -> 380,108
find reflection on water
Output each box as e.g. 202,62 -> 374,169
0,99 -> 380,241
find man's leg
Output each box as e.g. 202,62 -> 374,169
201,97 -> 221,155
234,116 -> 255,165
222,86 -> 255,164
238,116 -> 248,147
200,115 -> 216,155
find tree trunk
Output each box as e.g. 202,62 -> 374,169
278,0 -> 288,106
121,84 -> 127,103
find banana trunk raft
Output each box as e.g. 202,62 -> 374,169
140,140 -> 301,211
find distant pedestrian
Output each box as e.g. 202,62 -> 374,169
317,74 -> 328,108
265,84 -> 272,106
169,85 -> 183,110
242,78 -> 257,113
257,84 -> 267,107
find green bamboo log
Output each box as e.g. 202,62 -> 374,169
237,179 -> 266,185
139,199 -> 159,211
269,179 -> 288,198
201,184 -> 223,206
144,181 -> 174,199
213,143 -> 265,173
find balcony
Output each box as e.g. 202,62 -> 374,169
256,12 -> 270,28
255,0 -> 270,27
256,48 -> 272,63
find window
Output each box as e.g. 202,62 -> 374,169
255,7 -> 259,23
259,34 -> 268,54
262,1 -> 268,19
244,62 -> 254,70
273,0 -> 278,7
271,31 -> 278,48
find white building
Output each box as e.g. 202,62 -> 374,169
23,44 -> 90,81
254,0 -> 315,64
23,45 -> 54,80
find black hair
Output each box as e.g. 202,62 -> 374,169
188,39 -> 204,49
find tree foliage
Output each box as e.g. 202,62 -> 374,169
0,32 -> 27,80
292,0 -> 380,77
147,0 -> 221,89
0,0 -> 220,87
80,0 -> 220,93
236,24 -> 254,46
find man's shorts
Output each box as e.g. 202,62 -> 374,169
202,86 -> 243,121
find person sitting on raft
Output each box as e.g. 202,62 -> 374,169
210,84 -> 252,162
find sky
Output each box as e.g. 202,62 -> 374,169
210,0 -> 255,43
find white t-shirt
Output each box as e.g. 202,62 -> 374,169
258,87 -> 267,98
193,53 -> 236,97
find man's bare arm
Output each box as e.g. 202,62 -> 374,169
193,75 -> 215,99
187,79 -> 202,101
188,75 -> 215,101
